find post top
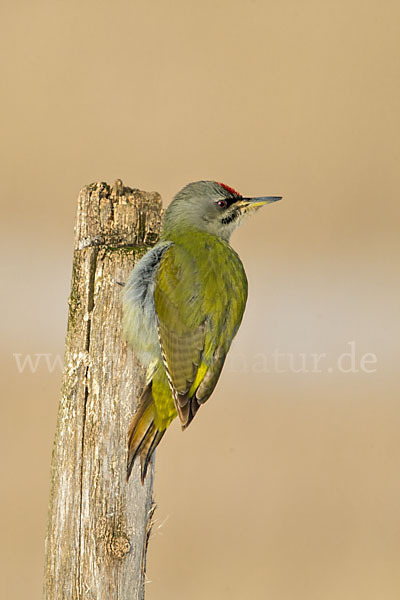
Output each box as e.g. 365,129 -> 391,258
75,180 -> 163,250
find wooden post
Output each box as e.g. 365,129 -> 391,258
44,180 -> 163,600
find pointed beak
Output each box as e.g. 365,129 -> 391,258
237,196 -> 282,212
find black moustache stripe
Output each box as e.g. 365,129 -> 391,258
221,210 -> 239,225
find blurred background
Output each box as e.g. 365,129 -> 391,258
1,1 -> 400,598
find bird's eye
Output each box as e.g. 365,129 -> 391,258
217,199 -> 228,208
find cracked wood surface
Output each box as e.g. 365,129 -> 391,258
44,181 -> 163,600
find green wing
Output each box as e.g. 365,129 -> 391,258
154,237 -> 248,428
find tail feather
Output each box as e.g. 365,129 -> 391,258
140,428 -> 166,483
127,382 -> 165,483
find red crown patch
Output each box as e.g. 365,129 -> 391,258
216,182 -> 242,197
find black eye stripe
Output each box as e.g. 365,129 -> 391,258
216,195 -> 240,208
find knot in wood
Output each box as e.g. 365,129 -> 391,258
108,535 -> 131,559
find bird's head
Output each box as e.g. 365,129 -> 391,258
162,180 -> 281,241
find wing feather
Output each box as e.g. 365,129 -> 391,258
153,237 -> 247,428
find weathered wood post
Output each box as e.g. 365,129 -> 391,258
44,180 -> 163,600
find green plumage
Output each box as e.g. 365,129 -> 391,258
154,229 -> 247,427
124,180 -> 280,482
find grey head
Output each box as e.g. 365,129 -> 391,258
162,180 -> 281,241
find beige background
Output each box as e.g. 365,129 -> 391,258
1,1 -> 400,598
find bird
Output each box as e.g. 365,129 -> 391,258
123,180 -> 281,482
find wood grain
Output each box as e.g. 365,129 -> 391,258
44,180 -> 162,600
